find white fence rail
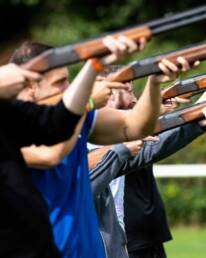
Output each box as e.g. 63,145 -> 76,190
153,164 -> 206,178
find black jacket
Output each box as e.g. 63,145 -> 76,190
0,99 -> 80,258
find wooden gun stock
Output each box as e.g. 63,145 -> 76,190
22,6 -> 206,72
162,75 -> 206,100
155,101 -> 206,134
74,27 -> 152,60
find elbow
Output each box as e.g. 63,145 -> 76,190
126,109 -> 159,140
132,123 -> 156,140
41,153 -> 63,168
48,155 -> 62,168
141,112 -> 160,137
141,123 -> 156,138
139,108 -> 160,138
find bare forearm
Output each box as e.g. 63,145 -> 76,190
126,76 -> 160,139
63,60 -> 98,115
21,146 -> 55,169
22,141 -> 73,169
22,116 -> 86,169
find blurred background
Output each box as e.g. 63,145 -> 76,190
1,0 -> 206,257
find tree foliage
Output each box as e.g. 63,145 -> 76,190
0,0 -> 206,165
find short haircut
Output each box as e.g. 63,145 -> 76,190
100,64 -> 124,78
9,41 -> 52,65
100,64 -> 134,86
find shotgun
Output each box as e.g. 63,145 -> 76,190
39,90 -> 206,136
37,44 -> 206,105
161,74 -> 206,100
23,6 -> 206,72
108,42 -> 206,82
88,101 -> 206,170
88,101 -> 206,169
155,100 -> 206,134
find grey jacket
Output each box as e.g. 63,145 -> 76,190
89,122 -> 205,258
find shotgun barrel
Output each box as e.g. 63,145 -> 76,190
108,42 -> 206,82
155,100 -> 206,134
162,74 -> 206,100
23,6 -> 206,72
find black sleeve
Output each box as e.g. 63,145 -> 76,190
0,99 -> 81,148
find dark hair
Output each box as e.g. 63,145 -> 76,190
9,41 -> 52,65
100,64 -> 134,87
100,64 -> 124,77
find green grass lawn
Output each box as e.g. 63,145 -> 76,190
165,227 -> 206,258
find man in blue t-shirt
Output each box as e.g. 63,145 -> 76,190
31,110 -> 104,257
17,40 -> 185,257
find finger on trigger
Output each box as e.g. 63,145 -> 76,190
20,69 -> 42,81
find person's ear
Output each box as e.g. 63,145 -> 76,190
27,87 -> 35,100
28,80 -> 38,100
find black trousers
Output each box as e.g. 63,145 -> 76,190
129,243 -> 166,258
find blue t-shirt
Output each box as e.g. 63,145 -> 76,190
31,111 -> 105,258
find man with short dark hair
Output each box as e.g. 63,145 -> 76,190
16,35 -> 170,257
20,47 -> 191,258
1,35 -> 131,257
10,41 -> 52,65
0,78 -> 82,258
16,36 -> 161,258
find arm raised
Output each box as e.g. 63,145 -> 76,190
22,116 -> 86,169
89,57 -> 194,145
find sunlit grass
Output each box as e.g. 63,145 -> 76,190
165,226 -> 206,258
